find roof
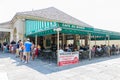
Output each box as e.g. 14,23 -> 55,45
16,7 -> 93,27
0,21 -> 11,25
0,21 -> 12,29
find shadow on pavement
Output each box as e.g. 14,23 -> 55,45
0,52 -> 120,74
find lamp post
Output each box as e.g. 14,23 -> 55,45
54,28 -> 62,65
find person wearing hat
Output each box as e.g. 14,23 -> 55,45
24,38 -> 32,63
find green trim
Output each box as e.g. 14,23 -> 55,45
58,23 -> 94,32
27,29 -> 56,37
25,19 -> 120,40
25,19 -> 58,36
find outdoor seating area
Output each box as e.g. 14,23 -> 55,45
79,44 -> 120,60
1,40 -> 120,63
35,44 -> 120,64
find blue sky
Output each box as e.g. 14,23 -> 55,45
0,0 -> 120,32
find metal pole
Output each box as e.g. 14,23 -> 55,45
89,33 -> 91,60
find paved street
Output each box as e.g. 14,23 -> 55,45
0,52 -> 120,80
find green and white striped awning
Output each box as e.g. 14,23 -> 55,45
25,19 -> 120,40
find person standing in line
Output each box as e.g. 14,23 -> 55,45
0,43 -> 1,51
35,45 -> 38,58
11,40 -> 16,54
32,45 -> 39,60
37,44 -> 41,57
31,42 -> 35,60
16,40 -> 21,58
24,39 -> 32,63
19,42 -> 24,62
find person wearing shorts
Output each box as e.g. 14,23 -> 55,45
16,40 -> 21,57
19,42 -> 24,61
24,39 -> 32,63
16,48 -> 19,57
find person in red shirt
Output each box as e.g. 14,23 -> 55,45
35,45 -> 38,58
32,45 -> 38,60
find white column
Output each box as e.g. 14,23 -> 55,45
62,33 -> 65,48
81,39 -> 83,45
76,35 -> 80,50
57,31 -> 60,66
108,35 -> 110,46
94,36 -> 96,45
35,35 -> 37,45
16,33 -> 19,42
10,31 -> 13,42
88,33 -> 91,60
105,37 -> 107,45
57,31 -> 60,52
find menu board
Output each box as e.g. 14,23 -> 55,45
58,52 -> 79,66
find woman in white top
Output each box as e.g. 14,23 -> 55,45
58,47 -> 64,53
97,46 -> 102,52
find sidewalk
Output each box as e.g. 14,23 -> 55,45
0,52 -> 120,80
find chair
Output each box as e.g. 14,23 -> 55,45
111,48 -> 116,55
82,51 -> 89,59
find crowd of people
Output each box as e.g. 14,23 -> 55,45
0,39 -> 120,62
58,44 -> 89,53
91,44 -> 120,57
0,39 -> 41,64
58,43 -> 120,59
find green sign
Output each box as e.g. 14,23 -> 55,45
58,23 -> 94,32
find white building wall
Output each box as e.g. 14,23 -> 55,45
13,19 -> 25,42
